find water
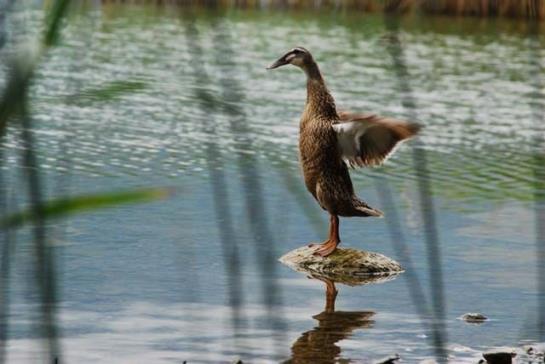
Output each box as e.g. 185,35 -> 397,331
1,4 -> 544,363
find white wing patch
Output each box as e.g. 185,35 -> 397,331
332,114 -> 420,169
333,121 -> 372,168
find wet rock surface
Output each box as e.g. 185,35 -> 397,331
461,312 -> 488,323
279,246 -> 404,286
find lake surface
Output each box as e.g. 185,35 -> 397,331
1,4 -> 544,363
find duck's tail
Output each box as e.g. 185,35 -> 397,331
351,197 -> 384,218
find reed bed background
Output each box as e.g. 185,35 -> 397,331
104,0 -> 545,20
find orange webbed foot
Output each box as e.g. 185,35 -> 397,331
311,240 -> 339,257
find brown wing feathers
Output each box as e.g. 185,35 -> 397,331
336,111 -> 421,167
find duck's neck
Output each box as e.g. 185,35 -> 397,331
304,61 -> 337,119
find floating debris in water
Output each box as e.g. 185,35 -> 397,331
375,353 -> 400,364
523,345 -> 545,360
460,312 -> 488,323
482,350 -> 516,364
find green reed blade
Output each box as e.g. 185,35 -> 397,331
65,80 -> 147,106
1,187 -> 174,229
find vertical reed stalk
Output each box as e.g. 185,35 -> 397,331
528,19 -> 545,340
20,104 -> 61,362
384,13 -> 448,362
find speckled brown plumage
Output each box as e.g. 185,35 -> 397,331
299,67 -> 379,219
267,47 -> 420,256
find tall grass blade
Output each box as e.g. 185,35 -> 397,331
1,188 -> 173,229
375,179 -> 433,332
43,0 -> 70,47
184,17 -> 245,346
19,100 -> 61,361
0,148 -> 14,364
65,80 -> 147,106
383,13 -> 448,362
1,0 -> 70,137
2,2 -> 91,358
527,20 -> 545,340
213,19 -> 287,356
0,62 -> 33,138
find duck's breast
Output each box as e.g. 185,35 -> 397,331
298,114 -> 342,196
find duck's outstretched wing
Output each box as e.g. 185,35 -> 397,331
332,111 -> 421,168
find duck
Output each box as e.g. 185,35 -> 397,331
267,47 -> 420,257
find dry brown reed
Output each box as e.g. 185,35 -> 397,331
420,0 -> 545,19
102,0 -> 545,19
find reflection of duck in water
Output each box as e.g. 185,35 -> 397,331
268,47 -> 420,257
280,242 -> 402,363
284,277 -> 375,364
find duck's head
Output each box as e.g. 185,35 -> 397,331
267,47 -> 313,71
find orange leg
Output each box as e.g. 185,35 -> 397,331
310,214 -> 340,257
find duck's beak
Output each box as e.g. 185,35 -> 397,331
266,55 -> 289,70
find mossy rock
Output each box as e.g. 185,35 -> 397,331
279,245 -> 403,286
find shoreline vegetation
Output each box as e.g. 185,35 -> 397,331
100,0 -> 545,20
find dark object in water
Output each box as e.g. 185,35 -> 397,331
267,47 -> 420,257
376,353 -> 401,364
461,312 -> 488,323
482,351 -> 516,364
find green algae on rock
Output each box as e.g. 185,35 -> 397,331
279,245 -> 403,286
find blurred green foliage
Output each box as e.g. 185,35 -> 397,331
1,188 -> 173,229
65,80 -> 147,106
